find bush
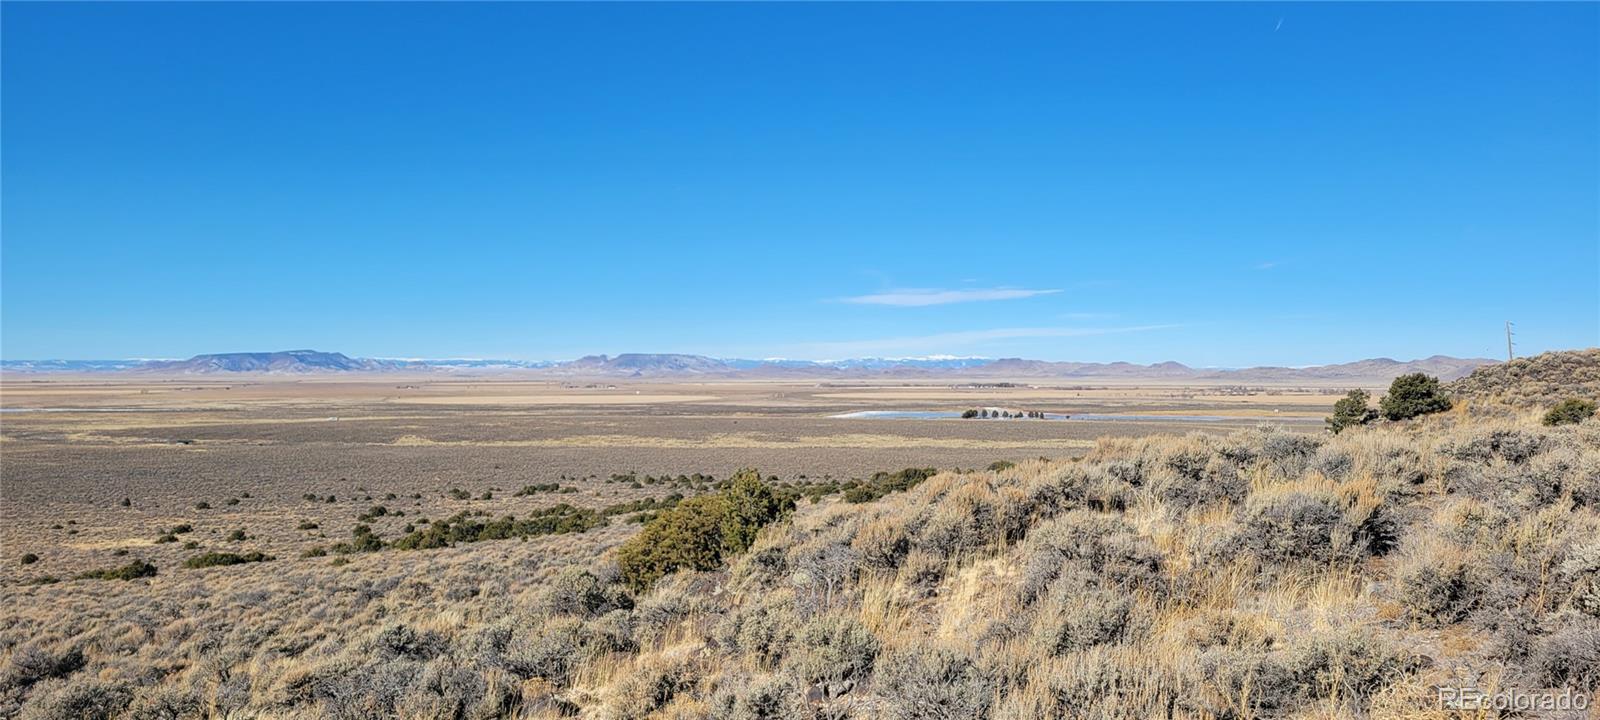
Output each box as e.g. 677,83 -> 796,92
18,677 -> 132,720
1380,373 -> 1451,421
1033,589 -> 1135,654
721,469 -> 793,554
182,551 -> 272,569
1528,615 -> 1600,690
20,553 -> 39,565
787,615 -> 879,686
616,470 -> 793,592
1326,389 -> 1378,434
610,655 -> 697,720
389,505 -> 603,550
1234,491 -> 1349,565
504,619 -> 589,685
1560,541 -> 1600,618
876,646 -> 991,720
616,495 -> 731,592
725,675 -> 804,720
536,567 -> 615,618
1395,554 -> 1484,626
1544,398 -> 1597,426
3,642 -> 84,690
74,560 -> 157,581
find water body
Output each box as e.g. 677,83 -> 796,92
0,407 -> 199,413
829,410 -> 1315,423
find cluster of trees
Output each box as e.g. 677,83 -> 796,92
1328,372 -> 1596,433
960,408 -> 1046,419
1328,373 -> 1455,433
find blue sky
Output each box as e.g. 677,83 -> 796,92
3,3 -> 1596,365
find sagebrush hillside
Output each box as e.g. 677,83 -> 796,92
1447,348 -> 1600,406
3,411 -> 1598,719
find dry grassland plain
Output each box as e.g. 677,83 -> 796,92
4,374 -> 1443,719
0,376 -> 1329,583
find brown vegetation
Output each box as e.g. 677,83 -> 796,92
1447,348 -> 1600,406
2,407 -> 1595,717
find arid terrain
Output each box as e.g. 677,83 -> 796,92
1,360 -> 1596,719
0,376 -> 1334,585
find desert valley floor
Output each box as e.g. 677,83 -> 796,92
0,375 -> 1335,582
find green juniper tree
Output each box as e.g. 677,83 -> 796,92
1327,389 -> 1379,434
1380,373 -> 1452,421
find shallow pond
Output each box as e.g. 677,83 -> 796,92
829,410 -> 1315,423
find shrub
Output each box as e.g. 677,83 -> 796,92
1326,389 -> 1378,434
226,528 -> 247,542
1544,398 -> 1597,426
182,551 -> 272,569
853,519 -> 910,570
721,469 -> 793,554
1234,491 -> 1348,565
718,594 -> 799,666
368,622 -> 448,661
20,553 -> 39,565
389,505 -> 603,550
3,642 -> 85,690
194,501 -> 211,510
1033,589 -> 1136,654
504,619 -> 588,685
1528,615 -> 1600,690
74,560 -> 157,581
1559,541 -> 1600,617
515,483 -> 561,496
616,495 -> 731,592
536,567 -> 614,618
616,471 -> 792,592
876,646 -> 992,720
330,524 -> 384,554
788,615 -> 879,686
1380,373 -> 1451,421
610,655 -> 697,720
17,677 -> 132,720
358,505 -> 389,522
724,675 -> 804,720
297,520 -> 319,530
1395,552 -> 1485,626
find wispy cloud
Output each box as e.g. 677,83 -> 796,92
1253,261 -> 1282,271
840,287 -> 1061,307
781,324 -> 1181,359
1060,311 -> 1117,321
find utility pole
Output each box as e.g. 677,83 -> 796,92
1505,321 -> 1515,362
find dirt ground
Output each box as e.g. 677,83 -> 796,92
0,375 -> 1332,584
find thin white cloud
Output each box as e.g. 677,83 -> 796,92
1060,311 -> 1117,321
1253,261 -> 1282,271
782,324 -> 1181,359
841,287 -> 1061,307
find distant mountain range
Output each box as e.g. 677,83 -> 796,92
0,349 -> 1499,384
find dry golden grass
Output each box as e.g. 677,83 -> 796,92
3,376 -> 1598,718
